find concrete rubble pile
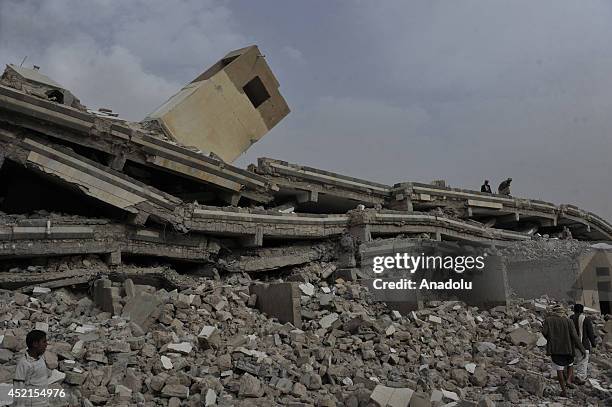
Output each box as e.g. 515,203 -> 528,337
1,273 -> 611,406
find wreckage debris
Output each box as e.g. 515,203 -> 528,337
0,46 -> 611,406
0,277 -> 611,406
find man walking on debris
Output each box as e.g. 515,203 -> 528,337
480,180 -> 492,193
561,226 -> 573,240
13,329 -> 49,407
542,304 -> 586,397
498,178 -> 512,195
569,303 -> 597,384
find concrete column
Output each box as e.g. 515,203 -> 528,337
296,190 -> 318,204
105,250 -> 122,266
108,154 -> 127,171
127,211 -> 149,226
220,191 -> 241,206
241,226 -> 263,247
348,224 -> 372,243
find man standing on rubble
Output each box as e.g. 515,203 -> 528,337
480,180 -> 492,193
13,329 -> 49,407
542,304 -> 586,397
497,178 -> 512,195
569,303 -> 597,384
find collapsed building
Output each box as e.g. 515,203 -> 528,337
0,46 -> 611,406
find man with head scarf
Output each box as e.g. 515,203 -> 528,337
498,178 -> 512,195
542,304 -> 586,397
569,303 -> 597,384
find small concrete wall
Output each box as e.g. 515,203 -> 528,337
505,257 -> 579,301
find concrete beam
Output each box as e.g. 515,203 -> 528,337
240,227 -> 263,247
496,212 -> 520,224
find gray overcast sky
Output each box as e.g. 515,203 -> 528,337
1,0 -> 611,220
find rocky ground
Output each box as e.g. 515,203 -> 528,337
0,260 -> 611,407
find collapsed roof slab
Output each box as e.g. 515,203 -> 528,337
254,157 -> 391,212
187,206 -> 349,243
0,84 -> 275,203
391,182 -> 612,241
0,219 -> 215,263
0,130 -> 187,230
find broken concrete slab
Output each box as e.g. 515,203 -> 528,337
370,384 -> 414,407
508,327 -> 537,346
250,282 -> 301,328
121,291 -> 162,328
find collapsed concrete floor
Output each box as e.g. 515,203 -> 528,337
1,57 -> 612,406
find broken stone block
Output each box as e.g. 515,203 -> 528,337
428,315 -> 442,324
290,329 -> 305,343
508,327 -> 537,346
370,384 -> 414,407
122,292 -> 162,328
44,350 -> 58,369
319,313 -> 339,329
85,352 -> 108,364
300,372 -> 322,390
520,373 -> 544,397
205,389 -> 217,406
477,396 -> 495,407
162,384 -> 189,399
1,334 -> 20,351
14,292 -> 29,306
48,369 -> 66,385
274,377 -> 293,394
292,382 -> 307,398
150,374 -> 168,392
161,355 -> 173,370
107,341 -> 131,353
239,373 -> 264,398
451,369 -> 469,386
473,342 -> 496,355
32,287 -> 51,294
198,326 -> 220,350
124,279 -> 136,298
167,342 -> 193,354
250,282 -> 302,328
0,349 -> 13,363
114,384 -> 132,398
408,392 -> 431,407
34,322 -> 49,332
93,278 -> 121,315
65,370 -> 87,385
470,367 -> 488,387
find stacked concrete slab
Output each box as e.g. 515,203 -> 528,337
0,49 -> 611,286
